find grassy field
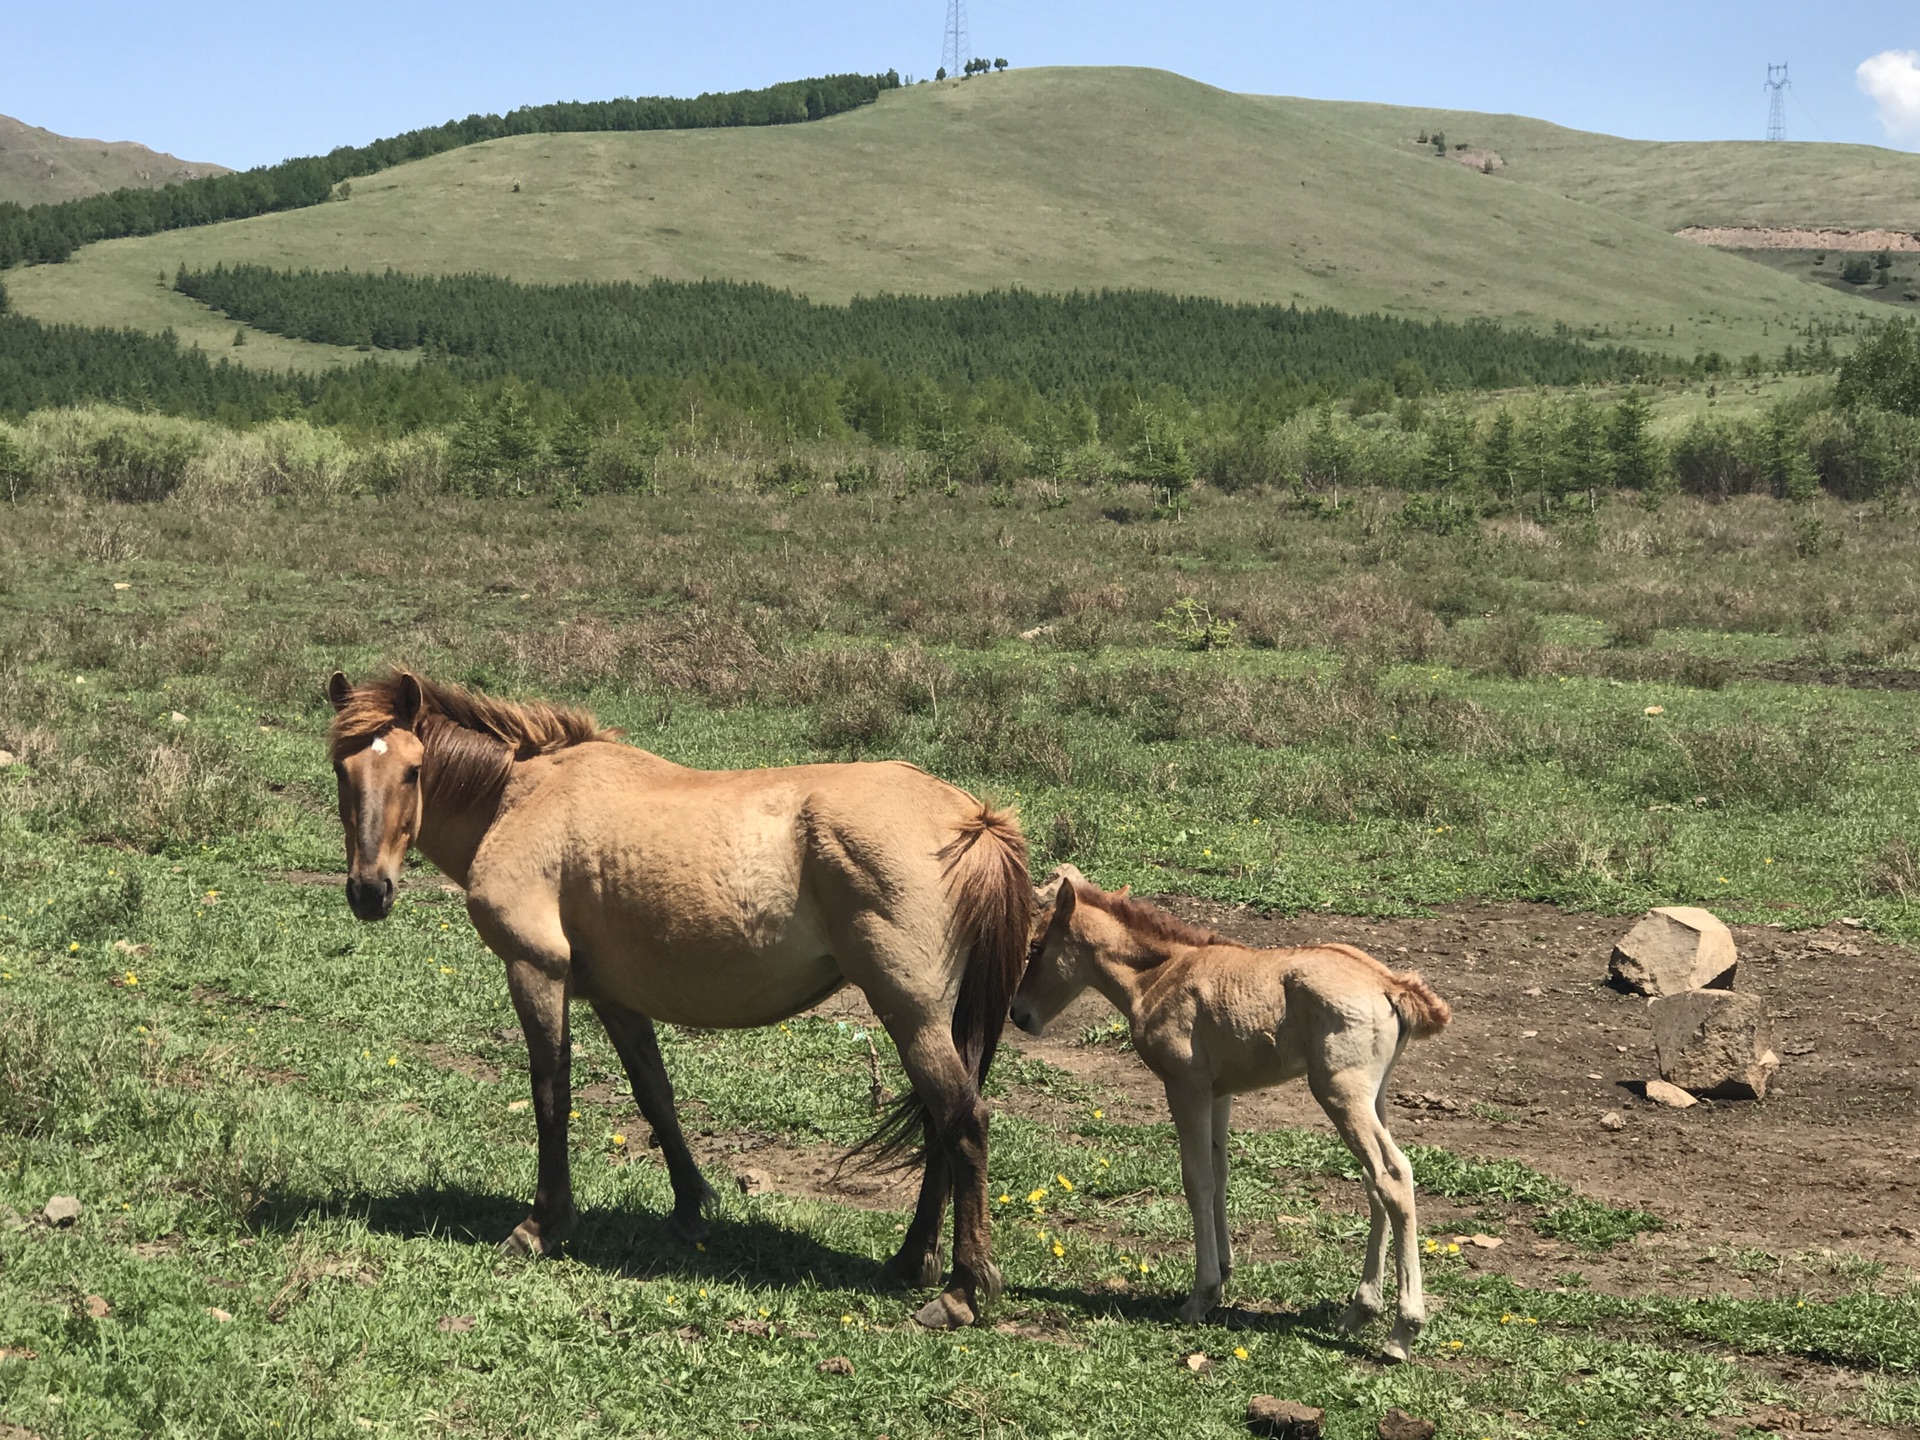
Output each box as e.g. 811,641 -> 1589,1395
1260,96 -> 1920,235
1,69 -> 1889,372
3,470 -> 1920,1435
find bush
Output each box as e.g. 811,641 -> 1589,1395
1196,430 -> 1284,493
1667,416 -> 1763,498
1802,407 -> 1920,500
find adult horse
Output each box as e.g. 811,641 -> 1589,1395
324,671 -> 1030,1328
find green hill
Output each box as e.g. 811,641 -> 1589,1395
0,113 -> 228,207
1259,95 -> 1920,233
3,68 -> 1896,369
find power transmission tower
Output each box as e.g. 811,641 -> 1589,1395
1765,63 -> 1789,142
942,0 -> 968,77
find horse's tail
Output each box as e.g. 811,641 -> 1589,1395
1387,969 -> 1452,1041
850,802 -> 1031,1171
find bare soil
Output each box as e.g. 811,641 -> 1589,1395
1678,227 -> 1920,252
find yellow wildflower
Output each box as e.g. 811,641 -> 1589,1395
1233,1346 -> 1248,1361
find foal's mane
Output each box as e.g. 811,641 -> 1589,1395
330,674 -> 615,811
1073,883 -> 1229,951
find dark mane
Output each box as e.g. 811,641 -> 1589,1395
329,674 -> 615,812
1073,884 -> 1230,950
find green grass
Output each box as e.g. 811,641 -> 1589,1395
1256,95 -> 1920,235
1,69 -> 1890,371
5,476 -> 1920,1434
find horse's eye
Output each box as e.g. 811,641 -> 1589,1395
404,765 -> 421,786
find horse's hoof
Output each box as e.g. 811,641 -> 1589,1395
1380,1340 -> 1410,1365
1176,1295 -> 1217,1325
668,1208 -> 712,1245
911,1289 -> 977,1330
878,1251 -> 943,1291
1338,1299 -> 1382,1334
498,1221 -> 549,1259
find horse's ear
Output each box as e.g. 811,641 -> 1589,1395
325,672 -> 352,712
395,673 -> 425,730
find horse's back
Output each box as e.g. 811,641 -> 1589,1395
468,746 -> 986,1025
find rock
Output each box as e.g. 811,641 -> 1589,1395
736,1167 -> 773,1196
1599,1111 -> 1625,1131
817,1356 -> 855,1376
1378,1409 -> 1437,1440
0,750 -> 15,768
84,1295 -> 111,1319
1650,990 -> 1778,1099
1182,1350 -> 1213,1373
207,1307 -> 233,1323
1246,1397 -> 1324,1439
1609,907 -> 1738,996
1644,1078 -> 1698,1109
169,711 -> 188,725
43,1195 -> 81,1226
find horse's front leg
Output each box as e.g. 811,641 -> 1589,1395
590,998 -> 716,1242
500,952 -> 577,1257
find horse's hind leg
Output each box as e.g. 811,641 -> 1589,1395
878,1125 -> 949,1290
886,1026 -> 996,1329
590,998 -> 717,1243
1314,1064 -> 1424,1361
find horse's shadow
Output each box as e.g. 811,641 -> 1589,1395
251,1189 -> 1379,1358
252,1186 -> 879,1292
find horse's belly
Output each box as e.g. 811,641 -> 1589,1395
589,938 -> 844,1028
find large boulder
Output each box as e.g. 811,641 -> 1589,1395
1650,989 -> 1778,1099
1610,907 -> 1737,996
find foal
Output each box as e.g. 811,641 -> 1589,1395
1009,866 -> 1451,1360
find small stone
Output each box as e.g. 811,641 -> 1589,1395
169,711 -> 188,725
1377,1409 -> 1437,1440
1610,907 -> 1738,996
817,1355 -> 855,1376
1246,1396 -> 1324,1439
207,1307 -> 233,1323
0,750 -> 15,768
736,1167 -> 773,1196
84,1295 -> 111,1319
1182,1350 -> 1213,1373
1644,1079 -> 1698,1109
43,1195 -> 81,1226
1599,1111 -> 1625,1132
1650,989 -> 1778,1099
113,582 -> 131,591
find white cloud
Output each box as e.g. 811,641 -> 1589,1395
1857,50 -> 1920,147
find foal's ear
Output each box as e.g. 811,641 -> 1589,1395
325,671 -> 352,712
395,672 -> 425,729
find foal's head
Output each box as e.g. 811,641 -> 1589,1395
1010,865 -> 1099,1035
325,671 -> 427,921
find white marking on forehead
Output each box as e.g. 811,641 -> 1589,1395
371,736 -> 388,755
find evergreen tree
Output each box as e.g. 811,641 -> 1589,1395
1604,389 -> 1659,490
1480,407 -> 1518,506
1419,403 -> 1474,491
1561,396 -> 1607,509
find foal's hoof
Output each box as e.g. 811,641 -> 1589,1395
667,1208 -> 712,1246
1175,1295 -> 1217,1325
1382,1318 -> 1425,1364
911,1289 -> 978,1330
1338,1298 -> 1382,1335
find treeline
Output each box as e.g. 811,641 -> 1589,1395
176,265 -> 1679,409
0,73 -> 899,268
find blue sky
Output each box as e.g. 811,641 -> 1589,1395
4,1 -> 1915,168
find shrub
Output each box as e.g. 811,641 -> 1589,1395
1667,416 -> 1763,498
1196,430 -> 1284,493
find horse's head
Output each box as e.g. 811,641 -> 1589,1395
1009,864 -> 1094,1036
326,671 -> 426,921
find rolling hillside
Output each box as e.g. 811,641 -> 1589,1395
2,68 -> 1895,369
0,113 -> 228,207
1261,95 -> 1920,234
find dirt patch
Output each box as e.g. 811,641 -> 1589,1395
1679,227 -> 1920,252
1001,900 -> 1920,1281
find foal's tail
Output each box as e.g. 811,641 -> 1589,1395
851,802 -> 1032,1170
1387,969 -> 1452,1041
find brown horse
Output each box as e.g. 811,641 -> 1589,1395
1011,865 -> 1450,1359
324,671 -> 1030,1328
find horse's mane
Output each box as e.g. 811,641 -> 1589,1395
330,674 -> 615,812
1072,883 -> 1229,951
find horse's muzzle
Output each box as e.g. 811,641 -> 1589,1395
345,874 -> 396,921
1009,999 -> 1043,1037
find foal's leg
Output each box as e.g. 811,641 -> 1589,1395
1314,1065 -> 1424,1360
589,998 -> 716,1243
497,951 -> 577,1257
1167,1080 -> 1223,1323
877,1126 -> 950,1290
1210,1095 -> 1234,1288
